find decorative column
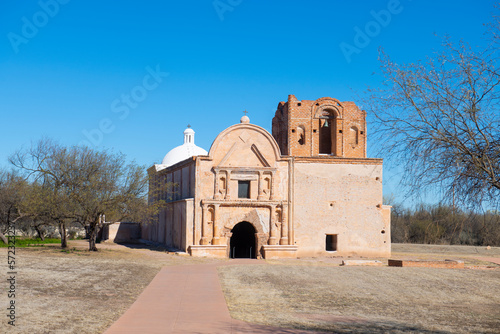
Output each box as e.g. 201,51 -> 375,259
225,170 -> 231,200
200,205 -> 210,245
270,171 -> 276,200
257,171 -> 265,200
280,204 -> 288,245
214,169 -> 220,200
212,204 -> 222,245
268,204 -> 278,245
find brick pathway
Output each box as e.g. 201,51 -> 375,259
104,259 -> 325,334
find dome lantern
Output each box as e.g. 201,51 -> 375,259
184,125 -> 195,144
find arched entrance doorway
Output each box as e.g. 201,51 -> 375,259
230,221 -> 256,258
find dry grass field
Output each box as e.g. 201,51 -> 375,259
0,241 -> 498,333
219,244 -> 500,333
0,241 -> 220,334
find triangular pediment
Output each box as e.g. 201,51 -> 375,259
218,142 -> 270,167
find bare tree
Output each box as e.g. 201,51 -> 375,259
10,139 -> 152,251
65,147 -> 149,251
365,13 -> 500,208
0,170 -> 29,244
10,139 -> 77,248
25,179 -> 76,247
31,218 -> 48,241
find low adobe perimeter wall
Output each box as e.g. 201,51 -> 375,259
388,259 -> 464,269
108,222 -> 141,243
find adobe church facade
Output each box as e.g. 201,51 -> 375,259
143,95 -> 391,258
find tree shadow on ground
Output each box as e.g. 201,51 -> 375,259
231,320 -> 455,334
115,241 -> 178,253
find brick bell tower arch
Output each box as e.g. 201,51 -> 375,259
313,100 -> 344,156
271,95 -> 349,157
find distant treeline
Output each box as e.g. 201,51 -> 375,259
390,204 -> 500,246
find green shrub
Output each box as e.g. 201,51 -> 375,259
0,237 -> 61,247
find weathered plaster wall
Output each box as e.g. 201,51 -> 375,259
141,198 -> 193,251
193,123 -> 292,254
143,157 -> 196,250
108,222 -> 141,243
293,161 -> 390,257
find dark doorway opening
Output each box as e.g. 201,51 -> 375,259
326,234 -> 337,251
230,221 -> 256,258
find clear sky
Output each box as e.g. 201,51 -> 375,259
0,0 -> 495,205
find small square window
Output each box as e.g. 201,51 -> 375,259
238,181 -> 250,199
326,234 -> 337,251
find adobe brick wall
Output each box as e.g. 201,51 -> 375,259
272,95 -> 367,158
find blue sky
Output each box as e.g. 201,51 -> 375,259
0,0 -> 495,205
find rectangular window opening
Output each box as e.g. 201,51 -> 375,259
326,234 -> 337,251
238,180 -> 250,199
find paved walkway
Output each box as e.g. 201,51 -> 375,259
104,259 -> 323,334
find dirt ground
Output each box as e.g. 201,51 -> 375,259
1,241 -> 499,333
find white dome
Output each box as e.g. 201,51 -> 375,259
160,127 -> 208,167
161,145 -> 208,166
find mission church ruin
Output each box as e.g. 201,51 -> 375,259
143,95 -> 391,258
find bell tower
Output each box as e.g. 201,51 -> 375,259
272,95 -> 367,158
